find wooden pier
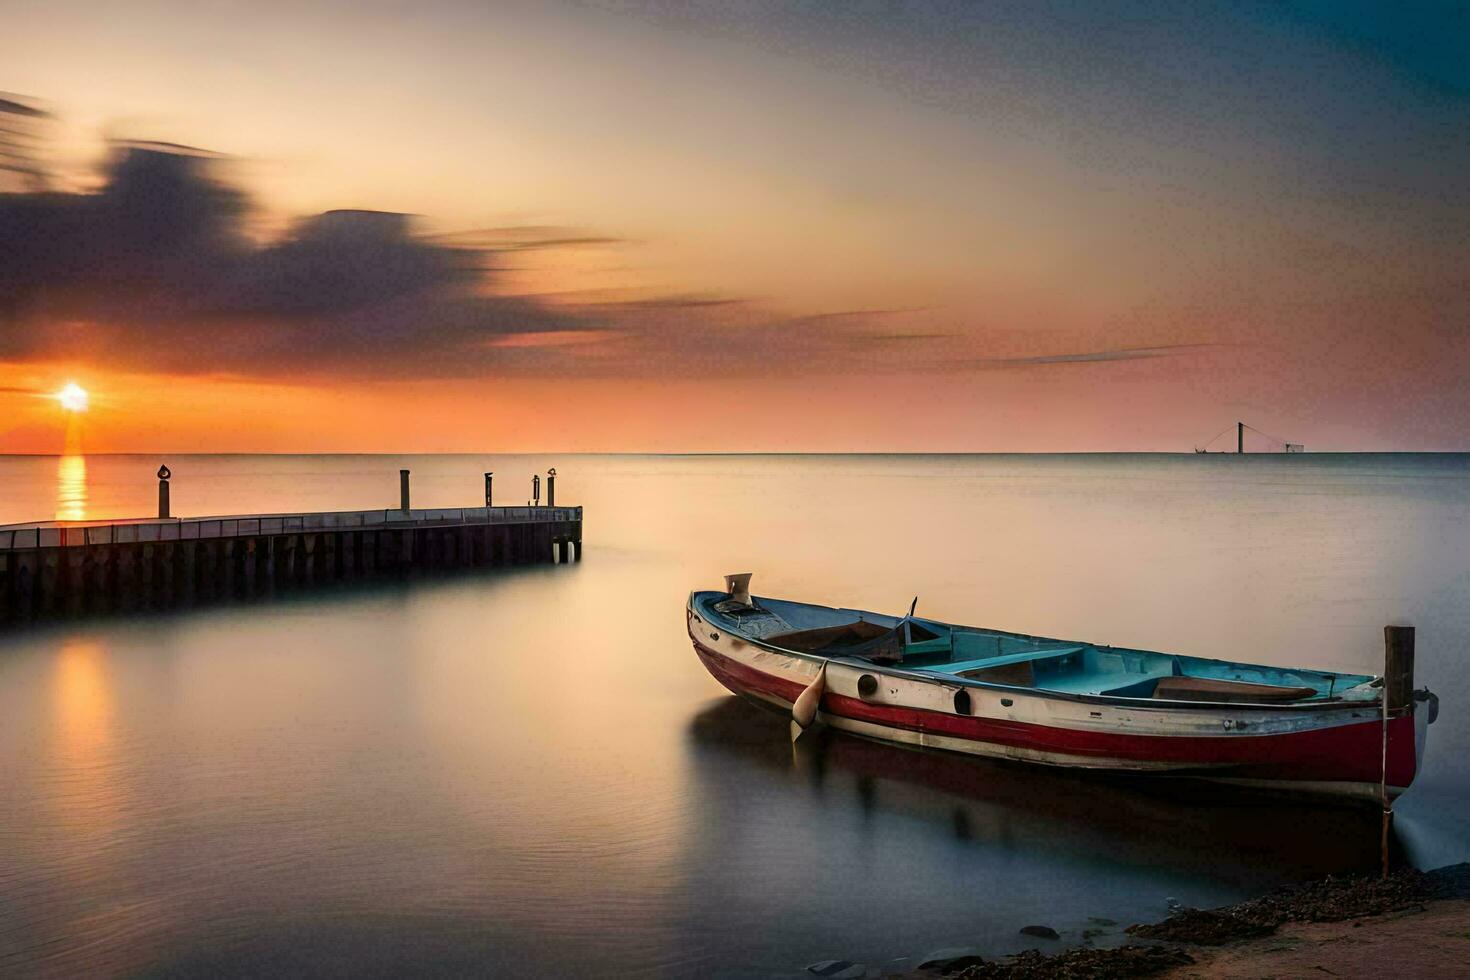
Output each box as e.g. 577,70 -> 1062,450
0,502 -> 582,621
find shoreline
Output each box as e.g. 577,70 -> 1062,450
860,863 -> 1470,979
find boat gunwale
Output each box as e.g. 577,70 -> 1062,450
688,592 -> 1381,715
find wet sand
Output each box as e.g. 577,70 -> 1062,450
1163,898 -> 1470,979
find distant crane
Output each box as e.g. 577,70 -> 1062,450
1195,421 -> 1303,453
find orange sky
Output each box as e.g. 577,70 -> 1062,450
2,2 -> 1468,452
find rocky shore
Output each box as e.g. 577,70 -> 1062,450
946,863 -> 1470,979
807,863 -> 1470,979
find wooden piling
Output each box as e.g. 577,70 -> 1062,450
1381,624 -> 1415,878
1384,625 -> 1415,714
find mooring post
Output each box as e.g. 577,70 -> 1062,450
157,464 -> 172,519
547,467 -> 556,507
400,469 -> 411,513
1381,624 -> 1415,878
484,472 -> 493,507
532,473 -> 541,507
1237,421 -> 1244,454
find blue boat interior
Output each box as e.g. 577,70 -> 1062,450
698,592 -> 1378,705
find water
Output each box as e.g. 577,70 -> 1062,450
1,453 -> 1468,977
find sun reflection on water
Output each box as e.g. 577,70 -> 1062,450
49,638 -> 126,841
55,455 -> 87,521
54,639 -> 113,760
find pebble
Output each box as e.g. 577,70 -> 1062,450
916,946 -> 986,972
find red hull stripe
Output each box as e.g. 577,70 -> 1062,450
693,642 -> 1416,785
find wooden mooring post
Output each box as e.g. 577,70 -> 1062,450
1381,624 -> 1415,879
0,469 -> 582,623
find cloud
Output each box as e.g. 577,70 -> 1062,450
0,98 -> 1221,385
0,111 -> 897,381
0,136 -> 949,381
0,93 -> 50,189
432,226 -> 627,251
962,343 -> 1220,369
575,293 -> 742,311
0,135 -> 596,377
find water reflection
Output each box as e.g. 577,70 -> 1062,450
50,638 -> 122,834
673,694 -> 1379,973
55,454 -> 87,521
689,698 -> 1382,888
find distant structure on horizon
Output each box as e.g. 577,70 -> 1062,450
1195,421 -> 1304,454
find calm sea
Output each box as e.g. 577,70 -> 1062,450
1,453 -> 1467,977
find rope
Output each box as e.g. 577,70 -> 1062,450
1197,424 -> 1236,451
1198,422 -> 1295,452
1241,422 -> 1291,448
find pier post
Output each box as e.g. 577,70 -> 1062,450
158,464 -> 172,518
362,531 -> 377,575
400,469 -> 411,512
240,539 -> 255,592
485,472 -> 493,507
214,540 -> 230,595
547,468 -> 556,507
63,548 -> 83,614
532,474 -> 540,507
1237,421 -> 1244,454
17,552 -> 37,614
181,542 -> 197,602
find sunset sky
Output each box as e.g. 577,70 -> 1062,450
2,1 -> 1467,452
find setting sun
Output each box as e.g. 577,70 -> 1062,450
56,383 -> 89,412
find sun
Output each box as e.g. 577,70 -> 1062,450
57,382 -> 89,412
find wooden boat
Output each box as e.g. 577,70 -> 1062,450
687,575 -> 1439,803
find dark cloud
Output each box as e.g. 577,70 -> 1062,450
0,136 -> 591,376
2,117 -> 871,381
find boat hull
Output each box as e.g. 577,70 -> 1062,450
688,607 -> 1420,803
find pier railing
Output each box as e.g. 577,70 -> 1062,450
0,506 -> 583,552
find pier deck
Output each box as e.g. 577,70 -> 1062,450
0,504 -> 582,620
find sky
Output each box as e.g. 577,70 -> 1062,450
1,0 -> 1467,452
